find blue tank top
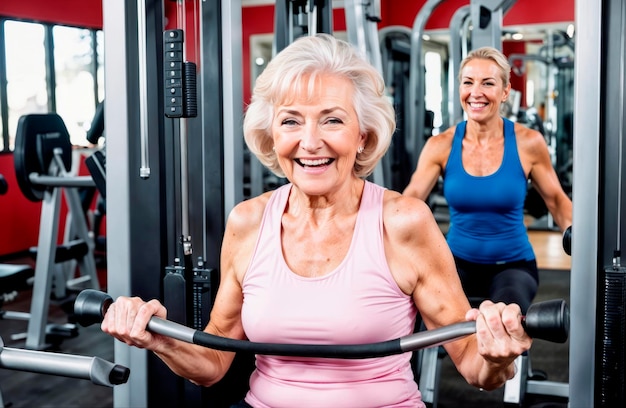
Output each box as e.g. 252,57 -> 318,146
443,118 -> 535,263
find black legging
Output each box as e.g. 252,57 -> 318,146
454,257 -> 539,315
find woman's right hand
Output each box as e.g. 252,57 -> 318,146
101,296 -> 171,351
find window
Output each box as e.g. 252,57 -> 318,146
424,50 -> 444,132
0,19 -> 104,151
53,25 -> 99,146
4,20 -> 47,150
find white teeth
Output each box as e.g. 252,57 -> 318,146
300,158 -> 330,166
469,102 -> 487,108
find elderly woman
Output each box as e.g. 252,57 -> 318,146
101,35 -> 531,408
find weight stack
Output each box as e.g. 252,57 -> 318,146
599,266 -> 626,406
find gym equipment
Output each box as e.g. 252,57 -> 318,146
509,29 -> 575,232
0,336 -> 129,386
0,174 -> 35,306
378,26 -> 423,192
12,113 -> 99,350
563,226 -> 572,256
83,98 -> 107,256
0,334 -> 128,407
160,25 -> 213,333
0,176 -> 38,342
74,289 -> 569,358
86,101 -> 104,146
273,0 -> 333,55
418,311 -> 569,407
0,264 -> 35,327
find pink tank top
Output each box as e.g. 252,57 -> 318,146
241,181 -> 423,408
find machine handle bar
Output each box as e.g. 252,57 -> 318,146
74,289 -> 569,359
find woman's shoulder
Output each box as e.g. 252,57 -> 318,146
382,189 -> 436,237
512,121 -> 549,153
421,125 -> 456,162
428,125 -> 456,145
227,190 -> 274,232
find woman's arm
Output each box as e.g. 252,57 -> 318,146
383,192 -> 531,390
402,128 -> 454,201
517,124 -> 572,231
101,195 -> 268,387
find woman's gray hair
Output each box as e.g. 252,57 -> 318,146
459,46 -> 511,87
243,33 -> 396,178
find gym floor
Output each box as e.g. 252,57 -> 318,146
0,225 -> 571,408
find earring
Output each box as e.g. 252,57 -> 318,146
357,146 -> 364,154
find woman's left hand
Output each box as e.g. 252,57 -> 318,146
466,300 -> 532,364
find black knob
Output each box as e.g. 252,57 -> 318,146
523,299 -> 569,343
74,289 -> 112,326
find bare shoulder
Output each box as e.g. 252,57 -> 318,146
425,125 -> 455,150
221,191 -> 273,283
419,125 -> 457,166
381,188 -> 453,298
513,122 -> 548,152
226,191 -> 272,234
382,189 -> 439,240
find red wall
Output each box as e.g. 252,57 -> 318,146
0,154 -> 41,255
0,0 -> 102,28
380,0 -> 574,29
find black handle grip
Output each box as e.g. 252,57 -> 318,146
523,299 -> 569,343
74,289 -> 113,327
562,225 -> 572,256
110,364 -> 131,385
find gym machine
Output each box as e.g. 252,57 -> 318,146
10,113 -> 100,351
103,0 -> 247,406
378,25 -> 415,192
571,0 -> 626,405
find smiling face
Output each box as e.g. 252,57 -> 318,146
271,73 -> 365,197
459,58 -> 511,123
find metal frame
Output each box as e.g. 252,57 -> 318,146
104,0 -> 245,406
448,5 -> 471,126
569,0 -> 602,405
24,160 -> 98,351
469,0 -> 517,50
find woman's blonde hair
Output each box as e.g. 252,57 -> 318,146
243,33 -> 396,178
459,46 -> 511,87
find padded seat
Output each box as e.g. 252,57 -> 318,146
0,263 -> 35,293
29,239 -> 89,264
